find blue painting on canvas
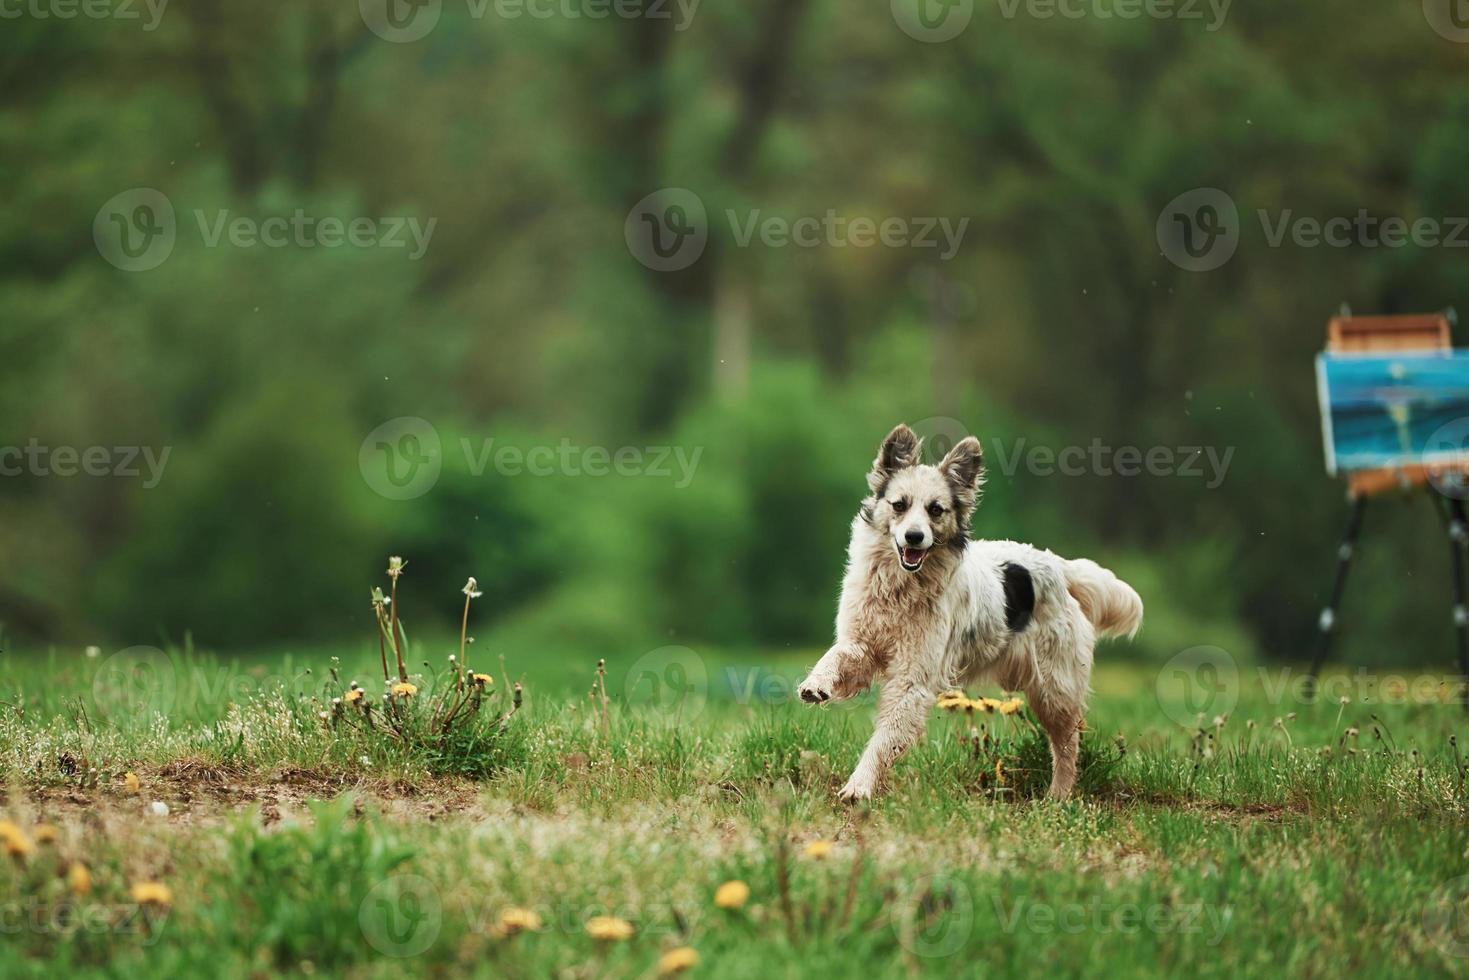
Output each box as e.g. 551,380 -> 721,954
1317,351 -> 1469,474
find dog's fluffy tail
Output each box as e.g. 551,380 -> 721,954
1064,558 -> 1143,640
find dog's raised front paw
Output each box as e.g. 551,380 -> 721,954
798,679 -> 831,704
797,669 -> 835,704
837,775 -> 874,803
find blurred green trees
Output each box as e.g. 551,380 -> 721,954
4,1 -> 1469,666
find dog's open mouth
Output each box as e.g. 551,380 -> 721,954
897,545 -> 929,572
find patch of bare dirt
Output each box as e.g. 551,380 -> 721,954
9,763 -> 486,829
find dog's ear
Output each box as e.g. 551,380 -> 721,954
939,436 -> 985,501
868,424 -> 922,492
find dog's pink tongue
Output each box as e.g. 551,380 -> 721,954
903,547 -> 925,564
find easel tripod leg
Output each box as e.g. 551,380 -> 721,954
1448,498 -> 1469,710
1306,496 -> 1367,701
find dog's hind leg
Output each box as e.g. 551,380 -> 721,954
838,676 -> 934,802
1029,693 -> 1082,800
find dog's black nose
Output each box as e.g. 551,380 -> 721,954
904,528 -> 925,546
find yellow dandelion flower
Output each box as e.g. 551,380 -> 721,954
994,759 -> 1006,786
32,823 -> 59,845
124,772 -> 141,794
659,947 -> 700,975
496,906 -> 543,936
68,862 -> 92,897
130,882 -> 173,906
2,826 -> 32,859
344,689 -> 364,703
936,691 -> 968,712
977,698 -> 1002,713
586,916 -> 635,941
391,681 -> 418,698
803,840 -> 833,860
714,880 -> 750,909
473,673 -> 494,686
998,698 -> 1024,716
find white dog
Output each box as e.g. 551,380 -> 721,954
797,424 -> 1143,801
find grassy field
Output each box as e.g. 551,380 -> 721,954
2,636 -> 1468,978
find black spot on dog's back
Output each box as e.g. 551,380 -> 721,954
1001,562 -> 1035,632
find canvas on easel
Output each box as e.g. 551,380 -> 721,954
1309,309 -> 1469,701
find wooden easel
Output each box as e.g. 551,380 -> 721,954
1306,312 -> 1469,704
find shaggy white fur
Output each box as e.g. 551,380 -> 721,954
797,424 -> 1143,801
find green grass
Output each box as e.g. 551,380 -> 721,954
2,640 -> 1468,978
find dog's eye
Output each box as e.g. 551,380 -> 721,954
927,503 -> 944,519
890,498 -> 908,514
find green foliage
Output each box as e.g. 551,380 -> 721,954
200,796 -> 417,971
5,1 -> 1469,669
4,655 -> 1469,978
